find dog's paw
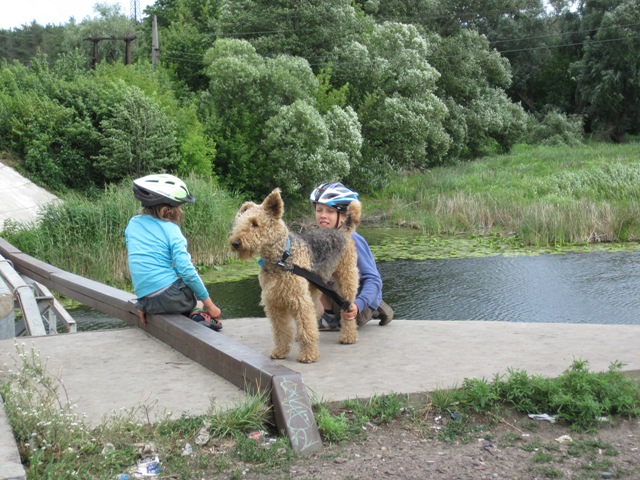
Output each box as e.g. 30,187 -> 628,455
297,353 -> 319,363
270,349 -> 289,360
338,333 -> 358,344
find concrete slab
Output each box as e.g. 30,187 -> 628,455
1,318 -> 639,478
3,319 -> 639,422
0,162 -> 59,226
0,397 -> 24,480
0,328 -> 247,426
222,318 -> 640,403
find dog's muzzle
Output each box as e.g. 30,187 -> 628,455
231,240 -> 241,251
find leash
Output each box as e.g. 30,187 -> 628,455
259,235 -> 353,312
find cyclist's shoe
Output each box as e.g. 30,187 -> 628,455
375,300 -> 394,326
190,308 -> 223,331
317,311 -> 340,331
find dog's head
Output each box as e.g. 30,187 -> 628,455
228,189 -> 287,259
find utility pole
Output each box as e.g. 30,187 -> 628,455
124,33 -> 136,65
84,35 -> 138,68
130,0 -> 141,23
151,15 -> 160,65
86,35 -> 101,68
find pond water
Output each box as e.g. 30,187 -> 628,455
380,251 -> 640,324
211,250 -> 640,325
67,248 -> 640,331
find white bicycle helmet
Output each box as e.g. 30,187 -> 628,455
133,174 -> 195,207
310,182 -> 359,212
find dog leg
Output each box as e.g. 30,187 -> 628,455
264,303 -> 294,360
291,298 -> 320,363
338,316 -> 358,344
334,252 -> 360,345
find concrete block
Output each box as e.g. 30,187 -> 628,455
0,398 -> 26,480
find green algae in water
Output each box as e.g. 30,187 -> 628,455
359,228 -> 640,263
202,228 -> 640,284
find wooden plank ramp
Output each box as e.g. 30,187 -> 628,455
0,237 -> 322,454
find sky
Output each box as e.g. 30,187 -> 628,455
0,0 -> 155,30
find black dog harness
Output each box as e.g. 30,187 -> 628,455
259,235 -> 352,312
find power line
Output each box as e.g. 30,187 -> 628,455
488,21 -> 640,45
158,30 -> 640,69
496,32 -> 640,54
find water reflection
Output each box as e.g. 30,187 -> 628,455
211,250 -> 640,324
66,305 -> 130,331
379,251 -> 640,324
212,276 -> 263,318
68,250 -> 640,330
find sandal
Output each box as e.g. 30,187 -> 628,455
189,307 -> 223,331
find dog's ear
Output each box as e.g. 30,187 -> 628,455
237,201 -> 256,218
262,188 -> 284,219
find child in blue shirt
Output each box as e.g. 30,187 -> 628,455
125,174 -> 222,330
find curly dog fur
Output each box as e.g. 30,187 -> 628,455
228,189 -> 361,363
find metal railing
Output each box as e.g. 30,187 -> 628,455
0,254 -> 76,337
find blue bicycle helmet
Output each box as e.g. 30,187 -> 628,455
310,182 -> 359,213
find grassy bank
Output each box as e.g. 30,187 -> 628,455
2,142 -> 640,285
368,142 -> 640,245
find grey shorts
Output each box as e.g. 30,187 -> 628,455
134,279 -> 197,316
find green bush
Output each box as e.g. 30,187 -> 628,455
525,111 -> 584,147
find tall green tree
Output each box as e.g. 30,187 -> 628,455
94,85 -> 179,179
216,0 -> 372,68
0,51 -> 214,190
143,0 -> 223,91
62,3 -> 142,68
331,22 -> 450,178
571,0 -> 640,141
0,56 -> 99,191
363,0 -> 580,119
204,38 -> 362,198
0,23 -> 66,64
428,29 -> 527,158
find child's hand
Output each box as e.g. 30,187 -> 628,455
202,297 -> 221,320
343,303 -> 358,321
208,305 -> 221,320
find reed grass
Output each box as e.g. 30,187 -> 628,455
3,142 -> 640,285
367,142 -> 640,245
0,175 -> 242,288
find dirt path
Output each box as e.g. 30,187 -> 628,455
218,410 -> 639,479
218,372 -> 640,479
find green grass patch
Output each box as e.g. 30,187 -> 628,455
366,142 -> 640,247
0,175 -> 242,288
3,142 -> 640,283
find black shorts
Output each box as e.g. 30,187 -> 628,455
134,279 -> 197,316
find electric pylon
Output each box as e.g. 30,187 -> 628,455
130,0 -> 141,23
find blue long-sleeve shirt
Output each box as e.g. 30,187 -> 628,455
125,215 -> 209,301
352,232 -> 382,313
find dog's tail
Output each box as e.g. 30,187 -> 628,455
339,201 -> 361,234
